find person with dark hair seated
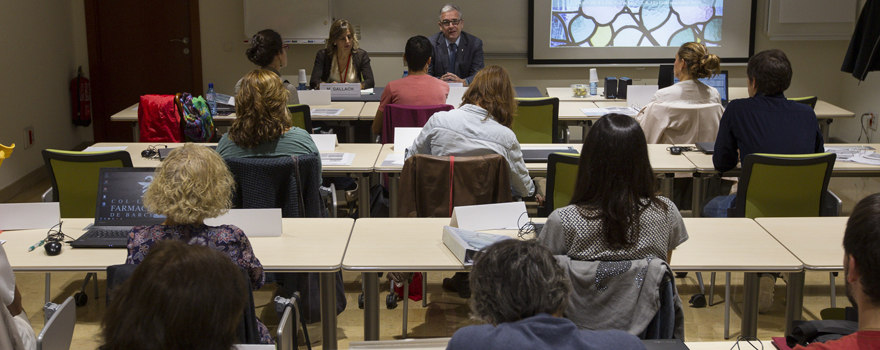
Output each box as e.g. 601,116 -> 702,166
101,240 -> 248,350
705,49 -> 825,217
447,239 -> 645,350
372,35 -> 450,135
235,29 -> 298,105
538,114 -> 688,264
705,49 -> 825,314
794,193 -> 880,349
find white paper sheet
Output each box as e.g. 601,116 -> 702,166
321,152 -> 355,166
311,108 -> 343,116
447,82 -> 464,88
579,107 -> 637,117
297,90 -> 331,106
381,153 -> 405,166
446,87 -> 468,107
449,202 -> 528,231
82,146 -> 128,152
204,209 -> 281,237
0,203 -> 60,230
310,134 -> 338,151
393,127 -> 422,152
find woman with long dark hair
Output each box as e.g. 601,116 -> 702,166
538,114 -> 688,263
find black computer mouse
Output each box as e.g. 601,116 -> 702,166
45,241 -> 62,256
669,146 -> 682,155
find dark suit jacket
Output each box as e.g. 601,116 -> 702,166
310,48 -> 374,89
427,31 -> 484,83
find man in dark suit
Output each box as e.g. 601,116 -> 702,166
427,4 -> 484,87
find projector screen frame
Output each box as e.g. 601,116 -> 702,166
528,0 -> 758,66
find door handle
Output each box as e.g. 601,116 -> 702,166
170,37 -> 189,44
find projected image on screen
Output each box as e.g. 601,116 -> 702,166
550,0 -> 722,48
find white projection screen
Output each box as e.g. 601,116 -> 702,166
529,0 -> 756,65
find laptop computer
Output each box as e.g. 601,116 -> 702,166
674,70 -> 729,107
157,145 -> 217,160
521,147 -> 579,163
69,167 -> 165,248
695,142 -> 715,154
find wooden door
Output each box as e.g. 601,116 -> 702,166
86,0 -> 202,142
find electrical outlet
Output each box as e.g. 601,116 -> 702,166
22,126 -> 34,148
870,113 -> 878,132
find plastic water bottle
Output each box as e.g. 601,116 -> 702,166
402,70 -> 408,78
206,83 -> 217,116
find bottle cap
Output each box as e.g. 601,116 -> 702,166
298,69 -> 307,84
589,69 -> 598,83
208,83 -> 214,88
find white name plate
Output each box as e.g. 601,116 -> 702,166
320,83 -> 361,99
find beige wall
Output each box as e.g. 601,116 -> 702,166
0,1 -> 91,193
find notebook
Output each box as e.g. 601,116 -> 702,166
158,145 -> 217,160
521,147 -> 579,163
69,168 -> 165,248
695,142 -> 715,154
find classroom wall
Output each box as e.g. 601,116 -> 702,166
201,0 -> 851,107
0,1 -> 92,196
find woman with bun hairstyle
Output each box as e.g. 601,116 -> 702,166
650,42 -> 722,104
310,19 -> 374,89
235,29 -> 298,105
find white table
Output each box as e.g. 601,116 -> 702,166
4,218 -> 355,350
755,216 -> 848,337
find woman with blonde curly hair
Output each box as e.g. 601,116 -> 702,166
125,143 -> 273,344
217,69 -> 318,159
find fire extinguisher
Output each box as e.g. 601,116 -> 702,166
70,66 -> 92,127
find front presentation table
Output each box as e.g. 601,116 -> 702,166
4,218 -> 354,350
755,217 -> 847,337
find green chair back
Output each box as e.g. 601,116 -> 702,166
732,153 -> 835,218
788,96 -> 818,109
512,97 -> 560,143
288,104 -> 313,133
42,149 -> 133,218
541,152 -> 580,216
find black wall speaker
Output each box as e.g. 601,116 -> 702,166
618,77 -> 633,99
604,77 -> 618,99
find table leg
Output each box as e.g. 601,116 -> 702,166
741,273 -> 759,338
320,272 -> 338,350
131,121 -> 139,142
820,119 -> 831,143
358,173 -> 371,218
390,174 -> 399,217
692,173 -> 705,217
363,272 -> 380,340
660,174 -> 673,198
347,122 -> 356,143
785,271 -> 806,337
45,273 -> 50,304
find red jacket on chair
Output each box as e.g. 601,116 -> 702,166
138,95 -> 183,142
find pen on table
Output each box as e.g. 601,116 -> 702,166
28,239 -> 45,252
